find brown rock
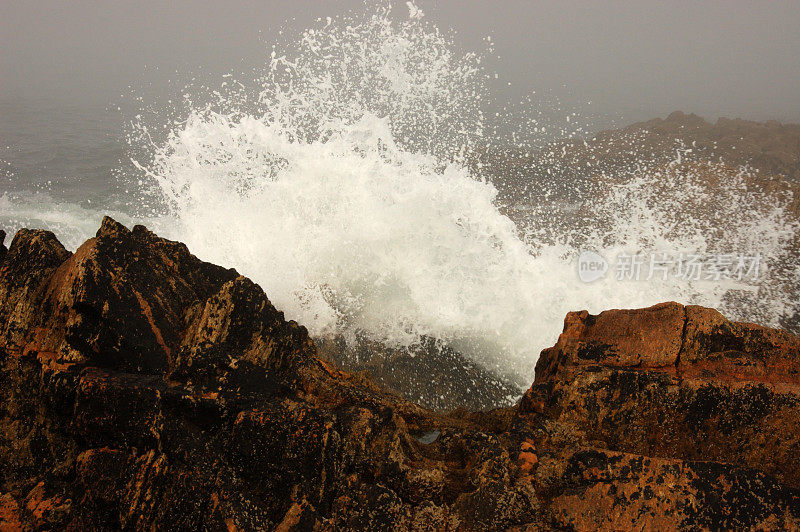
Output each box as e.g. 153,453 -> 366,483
535,302 -> 685,380
522,302 -> 800,489
0,493 -> 23,531
540,448 -> 800,530
679,304 -> 800,384
1,220 -> 799,530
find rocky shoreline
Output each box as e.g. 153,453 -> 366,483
1,219 -> 798,530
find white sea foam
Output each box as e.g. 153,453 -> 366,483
121,2 -> 798,381
0,192 -> 133,251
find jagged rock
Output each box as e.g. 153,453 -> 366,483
1,220 -> 799,530
522,302 -> 800,488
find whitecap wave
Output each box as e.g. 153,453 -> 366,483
122,2 -> 799,381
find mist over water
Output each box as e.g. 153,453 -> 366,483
3,3 -> 798,383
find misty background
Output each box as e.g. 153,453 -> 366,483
1,0 -> 799,126
1,0 -> 799,363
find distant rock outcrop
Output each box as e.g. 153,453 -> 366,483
485,112 -> 800,210
549,111 -> 800,183
611,111 -> 800,181
1,219 -> 798,529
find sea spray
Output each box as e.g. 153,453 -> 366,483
125,2 -> 798,381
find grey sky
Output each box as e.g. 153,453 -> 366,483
1,0 -> 799,124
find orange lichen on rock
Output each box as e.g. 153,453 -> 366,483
1,219 -> 798,529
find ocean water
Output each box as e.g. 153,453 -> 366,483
0,98 -> 138,249
2,2 -> 797,384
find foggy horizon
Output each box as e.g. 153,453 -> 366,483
2,0 -> 799,127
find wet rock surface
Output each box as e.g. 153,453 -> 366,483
1,219 -> 798,530
522,302 -> 800,489
316,335 -> 522,412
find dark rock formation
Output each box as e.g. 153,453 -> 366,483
521,302 -> 800,488
316,335 -> 521,412
0,230 -> 6,263
1,219 -> 798,530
